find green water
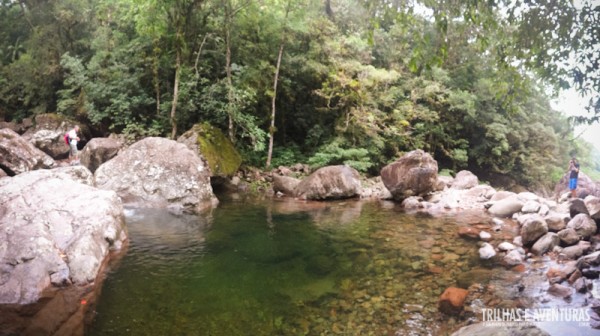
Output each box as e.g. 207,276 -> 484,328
87,198 -> 491,335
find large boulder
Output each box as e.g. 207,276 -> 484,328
21,113 -> 89,160
569,198 -> 590,218
178,123 -> 242,177
566,213 -> 597,239
554,171 -> 600,198
584,196 -> 600,221
294,165 -> 361,200
0,168 -> 127,304
80,137 -> 123,173
94,137 -> 217,213
451,170 -> 479,189
380,149 -> 438,200
487,196 -> 524,218
0,128 -> 55,175
520,214 -> 548,245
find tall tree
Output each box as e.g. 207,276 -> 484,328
266,0 -> 292,169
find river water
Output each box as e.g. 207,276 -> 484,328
85,196 -> 599,335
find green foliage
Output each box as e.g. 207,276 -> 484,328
308,138 -> 373,173
0,0 -> 593,190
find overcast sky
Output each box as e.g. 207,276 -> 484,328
552,89 -> 600,152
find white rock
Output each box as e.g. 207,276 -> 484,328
504,250 -> 524,266
521,200 -> 541,213
479,243 -> 497,260
479,231 -> 492,241
498,242 -> 516,251
492,218 -> 504,226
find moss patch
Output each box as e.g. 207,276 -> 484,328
193,123 -> 242,176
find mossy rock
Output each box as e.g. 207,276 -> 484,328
178,123 -> 242,177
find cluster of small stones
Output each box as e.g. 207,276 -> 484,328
444,190 -> 600,331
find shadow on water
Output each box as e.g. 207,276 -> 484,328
85,198 -> 520,335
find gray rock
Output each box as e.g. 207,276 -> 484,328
547,283 -> 572,298
380,149 -> 438,201
94,137 -> 217,213
576,251 -> 600,270
401,196 -> 423,210
538,203 -> 550,216
531,232 -> 559,255
498,242 -> 516,251
585,196 -> 600,221
451,170 -> 478,189
513,236 -> 523,247
570,198 -> 590,218
0,128 -> 55,175
490,190 -> 516,202
566,213 -> 597,239
272,175 -> 300,196
521,200 -> 541,213
295,165 -> 362,200
80,138 -> 123,173
573,277 -> 589,293
545,212 -> 568,232
504,250 -> 524,266
437,175 -> 454,189
561,241 -> 591,260
520,215 -> 548,245
557,228 -> 580,246
0,169 -> 126,304
488,196 -> 525,218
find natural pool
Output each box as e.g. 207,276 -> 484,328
86,197 -> 522,335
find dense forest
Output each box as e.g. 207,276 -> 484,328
1,0 -> 599,190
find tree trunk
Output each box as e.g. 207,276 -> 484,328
153,40 -> 161,117
170,49 -> 181,139
225,22 -> 235,142
266,0 -> 291,169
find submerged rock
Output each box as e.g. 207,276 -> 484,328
438,287 -> 469,315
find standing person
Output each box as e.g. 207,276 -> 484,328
568,157 -> 580,198
67,125 -> 81,164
